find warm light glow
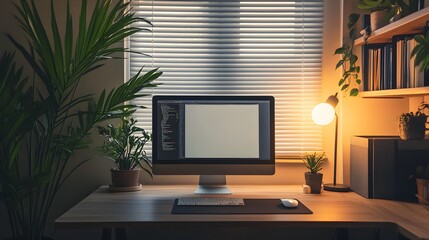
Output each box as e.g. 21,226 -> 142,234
312,103 -> 335,126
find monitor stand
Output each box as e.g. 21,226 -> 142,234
194,175 -> 232,195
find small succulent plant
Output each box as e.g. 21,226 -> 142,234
302,152 -> 326,174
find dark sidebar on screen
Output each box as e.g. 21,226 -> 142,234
158,102 -> 181,160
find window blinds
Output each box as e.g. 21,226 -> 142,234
128,0 -> 324,159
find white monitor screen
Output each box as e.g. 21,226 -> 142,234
184,104 -> 259,158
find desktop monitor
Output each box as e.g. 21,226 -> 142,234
152,95 -> 275,194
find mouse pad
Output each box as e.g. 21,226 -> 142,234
171,199 -> 313,214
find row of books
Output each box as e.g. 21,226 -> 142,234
366,44 -> 393,91
396,36 -> 427,89
364,35 -> 429,91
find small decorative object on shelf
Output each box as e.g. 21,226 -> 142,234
412,164 -> 429,205
98,118 -> 152,191
302,152 -> 326,194
398,102 -> 428,140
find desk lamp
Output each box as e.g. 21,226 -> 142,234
311,93 -> 350,192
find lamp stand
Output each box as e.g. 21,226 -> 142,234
323,113 -> 350,192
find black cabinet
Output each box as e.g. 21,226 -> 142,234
350,136 -> 429,202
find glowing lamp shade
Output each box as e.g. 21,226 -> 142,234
312,103 -> 335,126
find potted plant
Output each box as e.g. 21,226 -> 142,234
358,0 -> 419,31
358,0 -> 397,31
0,0 -> 161,239
302,152 -> 326,194
398,103 -> 428,140
98,118 -> 152,191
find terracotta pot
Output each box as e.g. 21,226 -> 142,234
399,115 -> 427,140
370,9 -> 390,31
304,172 -> 323,194
110,168 -> 140,187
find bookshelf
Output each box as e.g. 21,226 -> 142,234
357,7 -> 429,98
360,86 -> 429,98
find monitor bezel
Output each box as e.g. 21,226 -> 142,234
152,95 -> 275,167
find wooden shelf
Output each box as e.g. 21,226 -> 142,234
360,86 -> 429,98
355,7 -> 429,46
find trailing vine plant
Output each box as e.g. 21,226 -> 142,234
334,1 -> 419,96
334,13 -> 361,97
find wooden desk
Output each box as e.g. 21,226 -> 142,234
55,185 -> 429,240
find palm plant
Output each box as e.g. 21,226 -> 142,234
0,0 -> 161,239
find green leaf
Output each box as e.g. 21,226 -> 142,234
350,88 -> 359,96
335,47 -> 346,55
338,78 -> 346,86
64,2 -> 73,69
343,72 -> 350,80
414,35 -> 425,44
348,13 -> 360,25
336,60 -> 345,69
357,0 -> 383,10
384,8 -> 399,23
350,55 -> 358,65
341,84 -> 349,91
356,79 -> 362,84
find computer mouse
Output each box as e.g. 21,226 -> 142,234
280,198 -> 298,208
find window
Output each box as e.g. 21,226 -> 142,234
128,0 -> 324,159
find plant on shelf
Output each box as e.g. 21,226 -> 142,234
0,0 -> 161,239
358,0 -> 398,31
398,102 -> 428,140
335,0 -> 420,96
98,118 -> 152,190
335,14 -> 361,96
358,0 -> 420,30
302,152 -> 326,194
395,0 -> 420,18
411,31 -> 429,71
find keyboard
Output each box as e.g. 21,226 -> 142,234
177,197 -> 245,206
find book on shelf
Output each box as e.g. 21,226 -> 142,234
363,34 -> 429,92
394,35 -> 429,90
363,44 -> 393,91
